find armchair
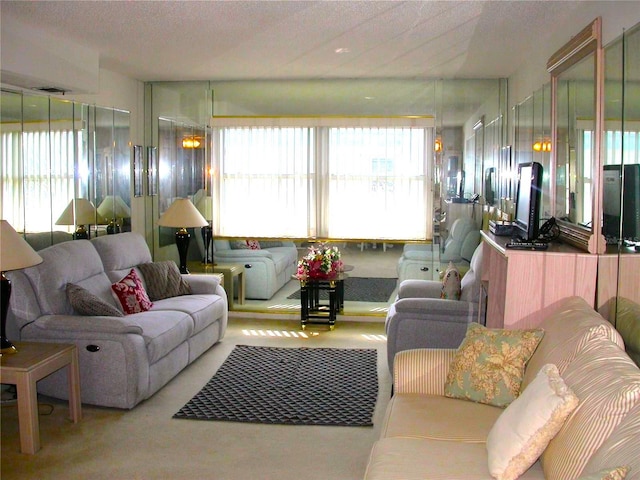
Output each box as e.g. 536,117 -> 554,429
386,243 -> 484,373
396,217 -> 480,283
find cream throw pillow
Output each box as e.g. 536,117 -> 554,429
440,261 -> 461,300
487,364 -> 579,480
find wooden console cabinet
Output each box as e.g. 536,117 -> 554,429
481,231 -> 598,329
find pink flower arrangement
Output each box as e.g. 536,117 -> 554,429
296,243 -> 343,280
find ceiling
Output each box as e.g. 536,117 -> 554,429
0,0 -> 615,82
1,1 -> 636,124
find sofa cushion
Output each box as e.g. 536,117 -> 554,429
230,240 -> 250,249
151,294 -> 227,335
523,296 -> 624,390
581,401 -> 640,479
125,310 -> 194,364
20,239 -> 110,316
381,393 -> 502,442
364,437 -> 545,480
137,261 -> 191,301
541,339 -> 640,480
66,283 -> 124,317
444,323 -> 544,407
577,467 -> 629,480
92,232 -> 153,273
487,364 -> 579,480
111,269 -> 153,314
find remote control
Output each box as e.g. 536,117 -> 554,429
506,241 -> 549,250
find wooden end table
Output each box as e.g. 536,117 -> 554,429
0,342 -> 82,454
212,264 -> 246,309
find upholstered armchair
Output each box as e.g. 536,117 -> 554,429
396,217 -> 480,283
385,243 -> 485,373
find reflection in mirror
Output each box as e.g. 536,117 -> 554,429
555,54 -> 596,229
548,18 -> 602,252
158,117 -> 208,247
0,89 -> 130,250
94,107 -> 132,235
606,23 -> 640,328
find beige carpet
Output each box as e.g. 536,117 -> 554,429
0,317 -> 390,480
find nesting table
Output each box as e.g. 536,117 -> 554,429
297,273 -> 348,330
0,342 -> 82,454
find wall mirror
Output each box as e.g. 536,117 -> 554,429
548,18 -> 603,252
0,88 -> 130,249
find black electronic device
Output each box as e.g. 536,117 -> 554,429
505,241 -> 549,251
489,220 -> 514,236
513,162 -> 543,241
602,164 -> 640,242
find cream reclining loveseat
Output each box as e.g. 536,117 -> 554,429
7,232 -> 228,409
366,296 -> 640,479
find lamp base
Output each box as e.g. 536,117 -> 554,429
0,342 -> 17,355
201,225 -> 213,264
175,228 -> 191,274
1,274 -> 17,356
106,220 -> 121,235
74,225 -> 89,240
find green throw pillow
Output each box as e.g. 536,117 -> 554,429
444,323 -> 544,407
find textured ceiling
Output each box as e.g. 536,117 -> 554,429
0,0 -> 607,82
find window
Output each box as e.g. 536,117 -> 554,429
212,117 -> 434,240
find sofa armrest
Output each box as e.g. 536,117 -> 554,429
34,314 -> 143,334
392,297 -> 477,318
393,348 -> 457,395
397,279 -> 442,299
183,273 -> 221,294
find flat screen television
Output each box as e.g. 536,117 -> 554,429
602,164 -> 640,242
514,162 -> 543,241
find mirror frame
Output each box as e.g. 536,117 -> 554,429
547,17 -> 604,253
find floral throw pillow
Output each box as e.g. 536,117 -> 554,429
441,262 -> 461,300
111,268 -> 153,315
444,323 -> 544,407
246,239 -> 261,250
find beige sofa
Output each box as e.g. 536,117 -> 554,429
365,296 -> 640,479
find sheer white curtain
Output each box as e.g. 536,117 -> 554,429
323,127 -> 431,240
1,128 -> 75,232
214,126 -> 313,237
211,117 -> 434,240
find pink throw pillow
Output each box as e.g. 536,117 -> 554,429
246,239 -> 261,250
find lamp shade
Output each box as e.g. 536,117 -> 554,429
0,220 -> 43,271
158,198 -> 208,228
97,195 -> 132,221
55,198 -> 98,226
195,196 -> 213,221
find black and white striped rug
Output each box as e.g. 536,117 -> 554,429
173,345 -> 378,427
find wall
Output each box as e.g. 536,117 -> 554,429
508,3 -> 640,126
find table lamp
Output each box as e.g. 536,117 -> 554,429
0,220 -> 43,354
195,195 -> 214,264
55,198 -> 98,239
157,198 -> 208,274
97,195 -> 131,234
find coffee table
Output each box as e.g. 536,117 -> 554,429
297,273 -> 348,330
0,342 -> 82,454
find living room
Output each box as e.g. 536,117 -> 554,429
2,2 -> 640,479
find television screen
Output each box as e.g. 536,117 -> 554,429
514,162 -> 543,241
602,164 -> 640,241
